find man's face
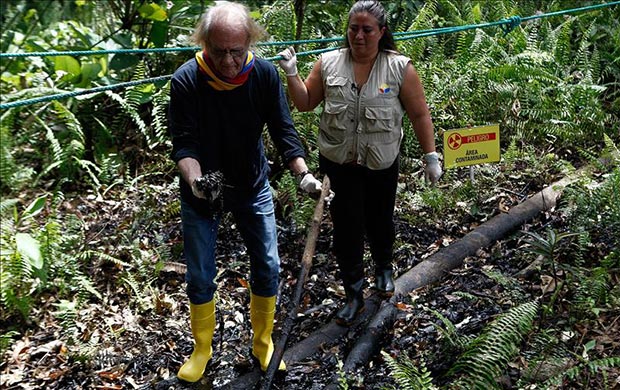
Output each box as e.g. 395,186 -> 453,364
207,23 -> 249,79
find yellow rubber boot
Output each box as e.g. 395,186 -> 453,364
178,300 -> 216,382
250,294 -> 286,372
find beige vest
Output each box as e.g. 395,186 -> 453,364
319,49 -> 410,169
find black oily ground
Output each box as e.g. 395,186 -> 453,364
144,216 -> 447,389
122,209 -> 526,390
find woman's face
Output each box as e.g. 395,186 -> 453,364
207,23 -> 249,79
347,11 -> 385,57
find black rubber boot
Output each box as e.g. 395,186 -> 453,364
374,267 -> 395,297
335,279 -> 365,326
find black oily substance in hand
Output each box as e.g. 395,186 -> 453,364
194,171 -> 224,215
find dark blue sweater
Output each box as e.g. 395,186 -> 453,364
169,56 -> 305,213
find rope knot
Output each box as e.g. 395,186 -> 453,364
500,15 -> 522,36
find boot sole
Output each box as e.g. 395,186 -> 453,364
334,306 -> 366,327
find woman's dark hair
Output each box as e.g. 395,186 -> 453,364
344,0 -> 397,51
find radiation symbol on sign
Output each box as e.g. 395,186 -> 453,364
448,133 -> 462,150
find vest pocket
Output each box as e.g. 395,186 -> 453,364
364,106 -> 393,133
323,101 -> 349,131
325,76 -> 348,99
366,142 -> 399,170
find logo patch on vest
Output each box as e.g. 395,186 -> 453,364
379,83 -> 391,94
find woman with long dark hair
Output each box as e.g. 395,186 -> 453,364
278,0 -> 442,326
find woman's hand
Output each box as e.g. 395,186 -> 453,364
278,46 -> 298,76
424,152 -> 443,184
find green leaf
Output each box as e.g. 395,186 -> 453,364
150,21 -> 168,47
472,4 -> 482,23
138,3 -> 168,22
110,53 -> 140,70
584,340 -> 596,351
77,62 -> 102,87
54,56 -> 81,80
22,195 -> 47,220
112,33 -> 134,48
15,233 -> 43,269
97,56 -> 108,77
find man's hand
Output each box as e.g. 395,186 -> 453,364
424,152 -> 443,185
278,46 -> 298,77
191,178 -> 207,199
298,172 -> 322,194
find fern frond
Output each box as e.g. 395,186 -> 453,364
78,249 -> 128,268
602,133 -> 620,166
0,242 -> 35,319
38,116 -> 64,172
574,21 -> 597,81
400,0 -> 437,64
382,350 -> 438,390
0,198 -> 19,216
73,156 -> 101,190
448,300 -> 539,389
125,61 -> 148,110
105,90 -> 152,148
524,17 -> 541,52
572,266 -> 611,318
52,299 -> 79,335
0,113 -> 18,190
52,100 -> 85,145
150,81 -> 170,148
161,198 -> 181,221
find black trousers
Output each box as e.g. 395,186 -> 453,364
320,154 -> 399,286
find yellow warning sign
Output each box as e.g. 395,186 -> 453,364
443,124 -> 500,169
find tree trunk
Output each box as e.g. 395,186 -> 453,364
294,0 -> 305,44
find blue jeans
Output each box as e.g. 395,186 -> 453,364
181,180 -> 280,304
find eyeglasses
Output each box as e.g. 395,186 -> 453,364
209,47 -> 247,60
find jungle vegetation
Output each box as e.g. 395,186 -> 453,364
1,0 -> 619,389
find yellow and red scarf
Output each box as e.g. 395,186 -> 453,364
195,50 -> 255,91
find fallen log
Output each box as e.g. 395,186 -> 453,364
325,172 -> 582,388
224,171 -> 582,390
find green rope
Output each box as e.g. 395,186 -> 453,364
0,47 -> 198,58
500,16 -> 522,35
264,46 -> 341,62
0,37 -> 347,59
395,17 -> 518,41
259,36 -> 344,47
0,38 -> 346,58
0,75 -> 171,110
1,1 -> 617,110
521,1 -> 619,21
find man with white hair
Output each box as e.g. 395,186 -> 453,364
168,1 -> 322,382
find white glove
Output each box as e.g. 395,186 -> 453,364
324,190 -> 335,204
191,178 -> 207,199
298,172 -> 322,193
278,46 -> 298,76
424,152 -> 443,185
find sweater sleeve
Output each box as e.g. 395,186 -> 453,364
261,61 -> 307,164
168,61 -> 201,163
